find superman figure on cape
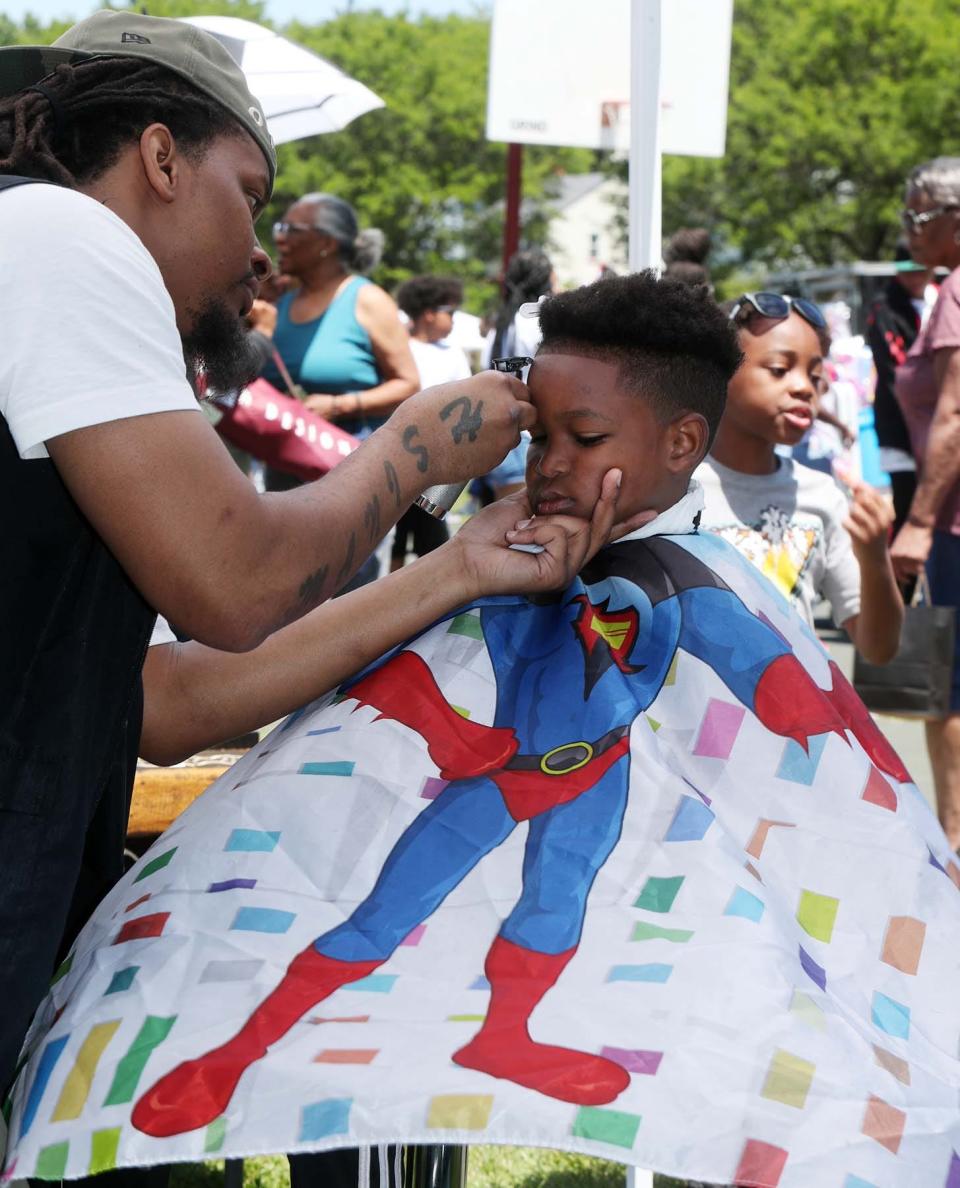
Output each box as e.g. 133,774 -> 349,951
133,277 -> 908,1140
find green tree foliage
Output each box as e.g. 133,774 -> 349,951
272,10 -> 591,302
661,0 -> 960,275
10,0 -> 957,289
1,2 -> 589,308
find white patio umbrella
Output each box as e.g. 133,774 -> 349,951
182,15 -> 385,146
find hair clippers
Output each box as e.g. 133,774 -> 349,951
414,355 -> 535,519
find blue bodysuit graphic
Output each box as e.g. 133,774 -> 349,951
318,536 -> 791,962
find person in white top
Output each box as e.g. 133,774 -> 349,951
396,274 -> 473,389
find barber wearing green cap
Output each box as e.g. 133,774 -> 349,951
0,10 -> 541,1098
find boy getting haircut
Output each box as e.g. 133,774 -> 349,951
111,275 -> 922,1188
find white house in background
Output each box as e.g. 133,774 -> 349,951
547,171 -> 628,289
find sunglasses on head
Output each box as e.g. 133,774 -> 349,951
728,292 -> 827,331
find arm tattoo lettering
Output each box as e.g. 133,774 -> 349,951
384,459 -> 402,507
298,564 -> 329,607
363,494 -> 381,544
335,531 -> 357,587
440,396 -> 484,444
402,424 -> 429,473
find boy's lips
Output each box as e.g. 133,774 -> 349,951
534,491 -> 577,515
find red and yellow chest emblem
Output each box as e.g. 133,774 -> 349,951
571,595 -> 642,697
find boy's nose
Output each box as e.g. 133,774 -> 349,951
536,449 -> 569,478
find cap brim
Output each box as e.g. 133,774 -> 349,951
0,45 -> 96,97
894,259 -> 927,272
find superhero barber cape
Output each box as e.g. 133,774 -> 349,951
7,484 -> 960,1188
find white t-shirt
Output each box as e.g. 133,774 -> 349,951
695,455 -> 861,629
409,336 -> 472,389
1,183 -> 199,460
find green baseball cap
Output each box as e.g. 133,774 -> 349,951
0,9 -> 276,189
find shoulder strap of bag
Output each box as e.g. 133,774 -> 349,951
270,345 -> 302,400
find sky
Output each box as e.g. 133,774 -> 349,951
1,0 -> 484,25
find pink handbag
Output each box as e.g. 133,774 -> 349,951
216,377 -> 359,481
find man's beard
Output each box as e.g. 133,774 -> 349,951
181,297 -> 261,398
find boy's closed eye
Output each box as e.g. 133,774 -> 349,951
529,429 -> 609,448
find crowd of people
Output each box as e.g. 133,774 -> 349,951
3,9 -> 960,1188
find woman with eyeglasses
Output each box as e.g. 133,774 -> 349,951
695,291 -> 903,667
258,193 -> 419,496
892,156 -> 960,848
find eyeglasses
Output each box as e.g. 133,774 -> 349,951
728,292 -> 827,331
435,305 -> 457,315
900,205 -> 957,232
272,221 -> 317,238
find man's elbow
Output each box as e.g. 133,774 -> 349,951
138,736 -> 191,768
157,597 -> 273,654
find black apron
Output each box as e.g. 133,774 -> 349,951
0,174 -> 155,1094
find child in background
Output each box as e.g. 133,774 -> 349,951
695,293 -> 903,665
395,275 -> 472,389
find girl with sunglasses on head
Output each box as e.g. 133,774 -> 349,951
695,292 -> 903,668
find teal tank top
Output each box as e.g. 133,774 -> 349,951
262,276 -> 383,435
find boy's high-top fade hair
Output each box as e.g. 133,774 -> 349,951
537,270 -> 742,448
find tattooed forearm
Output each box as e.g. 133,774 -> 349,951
384,459 -> 402,507
298,564 -> 329,607
440,396 -> 484,444
402,424 -> 429,473
363,494 -> 381,544
335,531 -> 357,587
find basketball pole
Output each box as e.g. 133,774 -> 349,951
628,0 -> 662,272
502,141 -> 524,279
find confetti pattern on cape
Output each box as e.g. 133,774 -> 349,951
6,500 -> 960,1188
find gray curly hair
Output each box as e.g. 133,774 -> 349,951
300,192 -> 385,274
906,157 -> 960,207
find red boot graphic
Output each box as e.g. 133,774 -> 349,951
132,947 -> 380,1137
452,935 -> 630,1105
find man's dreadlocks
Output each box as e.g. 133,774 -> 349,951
0,57 -> 244,186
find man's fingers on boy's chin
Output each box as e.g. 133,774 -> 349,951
507,514 -> 587,543
599,468 -> 623,499
499,488 -> 531,511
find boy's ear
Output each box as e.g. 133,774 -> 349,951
664,412 -> 709,474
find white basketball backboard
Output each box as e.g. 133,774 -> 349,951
485,0 -> 733,158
